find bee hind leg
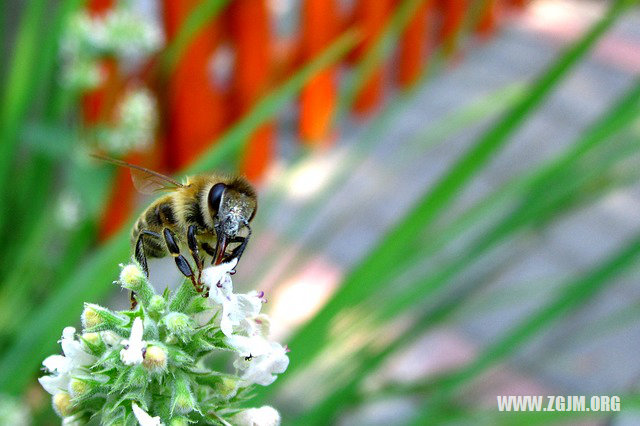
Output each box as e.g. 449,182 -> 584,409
135,230 -> 161,277
163,228 -> 198,289
132,230 -> 161,308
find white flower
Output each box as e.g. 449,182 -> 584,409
202,258 -> 238,289
220,292 -> 264,338
241,313 -> 271,338
60,12 -> 107,58
203,259 -> 265,337
120,318 -> 146,366
39,327 -> 96,395
56,190 -> 83,229
101,330 -> 120,347
102,89 -> 157,154
232,406 -> 281,426
104,9 -> 163,59
227,335 -> 289,386
132,402 -> 163,426
59,5 -> 162,92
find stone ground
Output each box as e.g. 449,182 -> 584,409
139,1 -> 640,424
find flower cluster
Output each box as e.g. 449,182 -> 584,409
60,6 -> 162,91
39,261 -> 289,425
59,3 -> 162,155
92,88 -> 158,154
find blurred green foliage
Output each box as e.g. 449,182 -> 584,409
0,0 -> 639,424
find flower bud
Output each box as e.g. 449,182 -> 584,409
80,332 -> 104,355
52,392 -> 74,417
119,264 -> 146,290
169,417 -> 190,426
81,306 -> 103,329
148,295 -> 166,317
61,413 -> 85,426
218,377 -> 239,399
69,378 -> 90,398
143,346 -> 167,372
81,332 -> 100,345
119,264 -> 154,305
82,303 -> 126,331
164,312 -> 194,342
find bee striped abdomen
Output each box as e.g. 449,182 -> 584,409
131,197 -> 178,259
146,202 -> 176,228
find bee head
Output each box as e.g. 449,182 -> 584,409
207,178 -> 257,264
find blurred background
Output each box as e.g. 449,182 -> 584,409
1,0 -> 640,424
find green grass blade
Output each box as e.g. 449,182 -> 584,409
258,0 -> 634,402
336,0 -> 430,117
159,0 -> 230,76
412,233 -> 640,423
379,81 -> 640,321
0,0 -> 48,216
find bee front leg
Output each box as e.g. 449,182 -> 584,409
223,222 -> 252,265
163,228 -> 198,289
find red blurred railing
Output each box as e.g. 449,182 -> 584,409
93,0 -> 528,239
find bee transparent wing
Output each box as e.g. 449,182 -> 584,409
90,154 -> 185,194
130,169 -> 183,194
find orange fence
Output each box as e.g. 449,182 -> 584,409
94,0 -> 527,239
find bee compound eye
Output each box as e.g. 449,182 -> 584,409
208,183 -> 226,212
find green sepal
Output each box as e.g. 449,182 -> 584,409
171,373 -> 198,415
186,295 -> 211,315
79,334 -> 106,356
169,281 -> 199,313
167,346 -> 195,369
148,295 -> 167,321
163,312 -> 195,343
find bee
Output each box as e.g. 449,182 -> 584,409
92,155 -> 257,290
